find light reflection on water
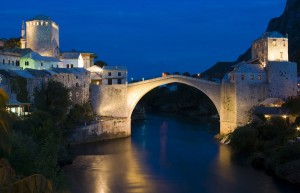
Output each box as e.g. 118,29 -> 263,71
64,114 -> 299,193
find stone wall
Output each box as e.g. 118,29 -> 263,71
90,84 -> 128,117
267,61 -> 297,99
68,117 -> 130,144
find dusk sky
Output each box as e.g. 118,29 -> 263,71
1,0 -> 286,79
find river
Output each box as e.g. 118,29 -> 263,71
64,114 -> 299,193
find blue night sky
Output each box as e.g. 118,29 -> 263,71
1,0 -> 286,79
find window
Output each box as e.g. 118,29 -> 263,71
12,61 -> 14,65
8,60 -> 10,65
3,59 -> 5,64
108,72 -> 112,76
258,75 -> 261,80
283,40 -> 286,47
118,79 -> 122,84
108,79 -> 112,85
241,75 -> 245,80
280,52 -> 283,59
67,64 -> 69,68
16,61 -> 19,66
25,61 -> 29,66
118,72 -> 121,76
76,83 -> 79,87
250,75 -> 254,80
71,64 -> 74,68
232,75 -> 235,81
41,63 -> 43,66
76,76 -> 78,79
272,39 -> 277,46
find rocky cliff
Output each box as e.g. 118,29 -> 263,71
202,0 -> 300,79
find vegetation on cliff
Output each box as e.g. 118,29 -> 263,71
229,97 -> 300,184
202,0 -> 300,79
0,81 -> 94,192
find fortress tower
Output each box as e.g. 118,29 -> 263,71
251,32 -> 289,67
25,15 -> 60,58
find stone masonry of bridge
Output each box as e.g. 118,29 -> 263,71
88,74 -> 264,140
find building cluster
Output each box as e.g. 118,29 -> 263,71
223,31 -> 298,123
0,15 -> 127,115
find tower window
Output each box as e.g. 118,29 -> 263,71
272,39 -> 277,46
241,75 -> 245,80
280,52 -> 283,59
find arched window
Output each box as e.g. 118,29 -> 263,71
76,83 -> 79,87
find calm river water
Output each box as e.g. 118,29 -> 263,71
64,114 -> 299,193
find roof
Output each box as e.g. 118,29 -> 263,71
25,69 -> 52,78
60,52 -> 81,59
50,68 -> 89,74
13,70 -> 35,79
254,106 -> 289,115
102,66 -> 127,71
260,98 -> 285,107
231,62 -> 265,74
22,52 -> 61,62
87,65 -> 102,72
28,15 -> 51,21
262,31 -> 286,39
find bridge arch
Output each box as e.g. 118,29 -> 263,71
127,75 -> 221,118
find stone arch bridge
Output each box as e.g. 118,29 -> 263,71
90,75 -> 258,138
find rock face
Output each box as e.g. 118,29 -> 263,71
202,0 -> 300,79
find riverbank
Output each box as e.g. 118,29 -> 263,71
227,119 -> 300,185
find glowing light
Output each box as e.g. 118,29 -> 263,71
296,127 -> 300,131
264,115 -> 271,119
282,115 -> 288,119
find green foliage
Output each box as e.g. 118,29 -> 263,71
0,89 -> 11,155
94,60 -> 107,68
34,81 -> 71,122
282,96 -> 300,115
8,131 -> 37,176
10,77 -> 29,103
229,124 -> 258,154
3,38 -> 20,49
64,103 -> 94,129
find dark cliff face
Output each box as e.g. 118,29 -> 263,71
202,0 -> 300,80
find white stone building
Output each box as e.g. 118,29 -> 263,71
49,68 -> 91,105
20,51 -> 62,70
87,65 -> 102,85
60,51 -> 95,69
222,31 -> 297,128
102,66 -> 127,85
0,50 -> 21,70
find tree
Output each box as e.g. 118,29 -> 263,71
182,72 -> 191,77
34,81 -> 71,122
0,88 -> 11,154
94,60 -> 108,68
4,38 -> 20,49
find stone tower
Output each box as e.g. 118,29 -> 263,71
251,31 -> 297,99
25,15 -> 60,58
251,32 -> 289,67
20,20 -> 26,49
